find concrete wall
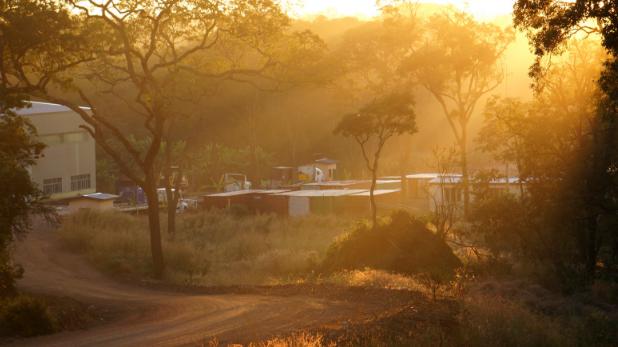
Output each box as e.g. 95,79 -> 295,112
25,110 -> 96,200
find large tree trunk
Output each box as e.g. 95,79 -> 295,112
144,179 -> 165,279
460,125 -> 470,217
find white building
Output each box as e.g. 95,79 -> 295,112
14,102 -> 96,200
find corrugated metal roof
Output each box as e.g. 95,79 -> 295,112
12,101 -> 91,116
315,158 -> 338,164
406,173 -> 462,179
302,180 -> 368,187
349,189 -> 400,196
82,192 -> 119,200
275,189 -> 368,197
428,177 -> 521,184
376,179 -> 400,183
204,189 -> 291,197
205,190 -> 258,197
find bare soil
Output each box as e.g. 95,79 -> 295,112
7,222 -> 425,346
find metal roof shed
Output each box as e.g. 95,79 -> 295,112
202,190 -> 258,210
343,189 -> 401,215
274,189 -> 367,216
67,192 -> 119,213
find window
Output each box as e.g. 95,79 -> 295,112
43,178 -> 62,195
71,174 -> 91,191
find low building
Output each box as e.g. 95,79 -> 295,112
274,189 -> 367,217
14,101 -> 96,200
67,193 -> 118,213
343,189 -> 402,215
427,176 -> 523,210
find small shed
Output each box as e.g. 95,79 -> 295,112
251,189 -> 291,214
274,189 -> 367,217
67,192 -> 119,213
202,190 -> 257,210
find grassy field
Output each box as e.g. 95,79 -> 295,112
59,209 -> 353,285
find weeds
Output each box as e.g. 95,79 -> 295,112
59,209 -> 351,285
0,295 -> 55,337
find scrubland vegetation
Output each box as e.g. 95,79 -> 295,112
59,209 -> 352,286
59,209 -> 617,346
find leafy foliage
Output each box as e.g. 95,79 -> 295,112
0,102 -> 51,297
334,93 -> 416,226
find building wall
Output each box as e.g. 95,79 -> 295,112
25,110 -> 96,200
68,199 -> 114,213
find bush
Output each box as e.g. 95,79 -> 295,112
0,261 -> 24,297
322,211 -> 461,282
0,295 -> 56,337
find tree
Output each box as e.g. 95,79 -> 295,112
477,96 -> 530,196
0,0 -> 322,278
429,146 -> 460,241
0,100 -> 51,296
334,93 -> 417,228
402,10 -> 514,216
473,40 -> 615,287
514,1 -> 618,281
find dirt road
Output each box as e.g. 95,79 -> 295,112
10,225 -> 378,346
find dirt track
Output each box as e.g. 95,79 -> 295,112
10,224 -> 383,346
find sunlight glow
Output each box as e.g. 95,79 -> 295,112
290,0 -> 517,20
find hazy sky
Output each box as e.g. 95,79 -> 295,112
291,0 -> 516,20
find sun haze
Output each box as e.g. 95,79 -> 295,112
291,0 -> 516,20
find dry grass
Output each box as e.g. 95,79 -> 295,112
59,209 -> 351,285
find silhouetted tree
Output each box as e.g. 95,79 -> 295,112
334,93 -> 417,228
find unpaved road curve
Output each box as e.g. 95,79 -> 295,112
10,225 -> 372,347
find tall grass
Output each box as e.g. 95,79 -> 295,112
59,209 -> 351,285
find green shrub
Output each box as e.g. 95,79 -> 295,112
0,295 -> 56,337
322,210 -> 461,281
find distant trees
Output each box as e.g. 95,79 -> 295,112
402,10 -> 514,216
0,0 -> 323,278
334,93 -> 417,228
